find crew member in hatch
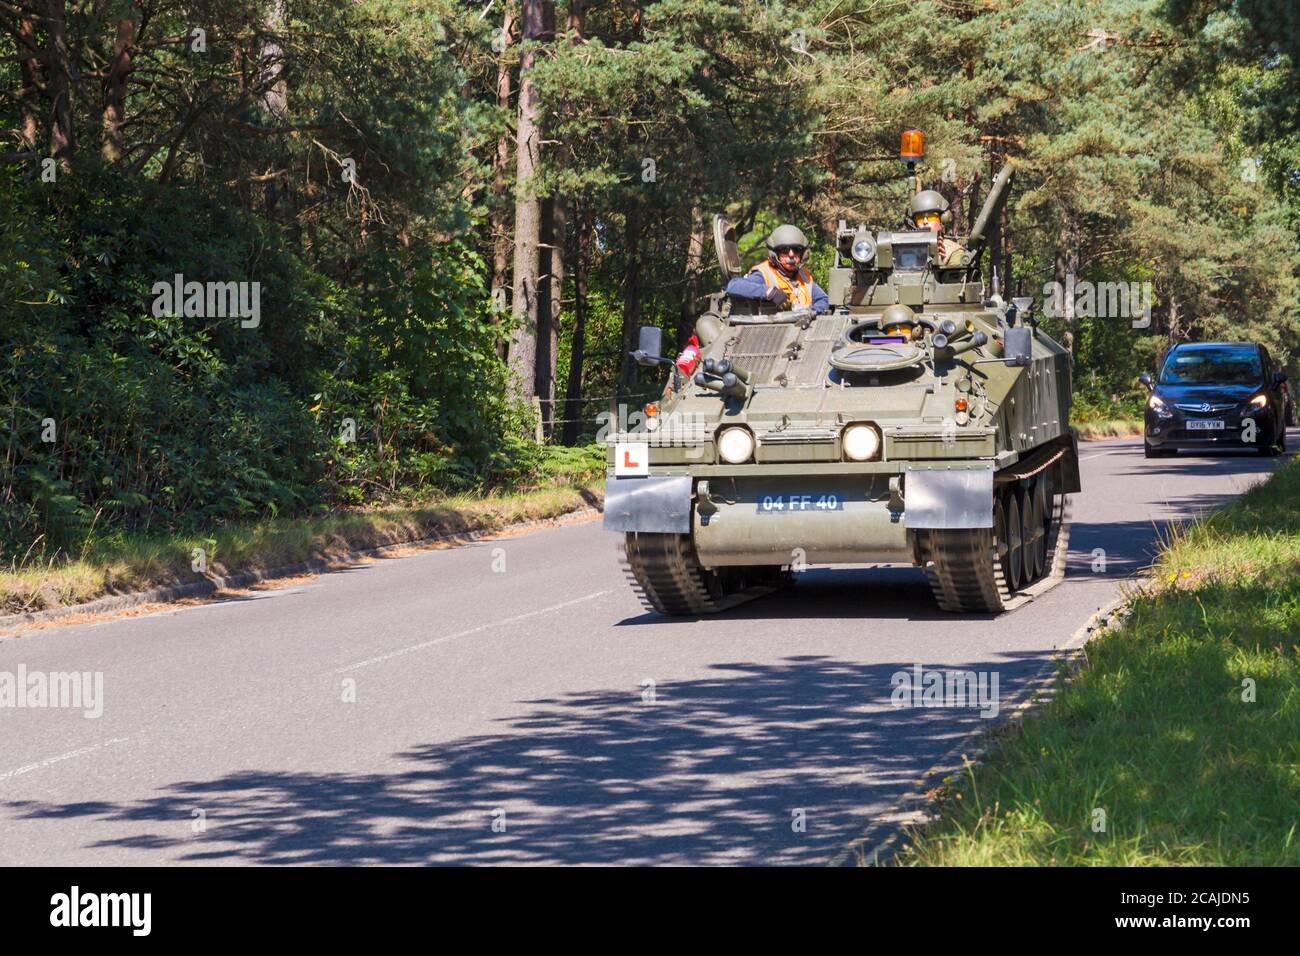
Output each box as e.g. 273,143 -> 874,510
725,224 -> 830,314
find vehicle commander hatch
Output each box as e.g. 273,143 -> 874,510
713,215 -> 743,282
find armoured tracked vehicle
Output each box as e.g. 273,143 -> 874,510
604,138 -> 1080,614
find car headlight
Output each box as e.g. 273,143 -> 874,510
1250,394 -> 1268,409
1148,394 -> 1173,418
842,423 -> 881,461
716,426 -> 755,464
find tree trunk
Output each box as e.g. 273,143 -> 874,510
965,170 -> 982,234
618,203 -> 645,400
16,13 -> 42,150
558,2 -> 586,446
1053,214 -> 1079,326
679,206 -> 706,349
259,0 -> 289,121
101,16 -> 136,162
508,0 -> 546,402
537,194 -> 565,437
491,1 -> 517,357
536,197 -> 554,430
948,183 -> 964,242
531,0 -> 562,437
47,0 -> 73,165
562,204 -> 591,446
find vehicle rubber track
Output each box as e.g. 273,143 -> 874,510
620,531 -> 775,616
918,490 -> 1071,614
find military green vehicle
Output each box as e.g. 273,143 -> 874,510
604,153 -> 1080,614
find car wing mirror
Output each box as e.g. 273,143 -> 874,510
633,325 -> 664,367
1139,373 -> 1153,390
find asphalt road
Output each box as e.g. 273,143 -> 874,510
1,433 -> 1294,866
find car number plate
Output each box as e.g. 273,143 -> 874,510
1186,419 -> 1224,431
756,493 -> 844,514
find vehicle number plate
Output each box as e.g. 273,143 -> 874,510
1186,419 -> 1224,431
756,494 -> 844,514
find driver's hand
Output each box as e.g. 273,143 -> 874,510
764,287 -> 791,310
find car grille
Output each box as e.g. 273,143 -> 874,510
1174,402 -> 1237,414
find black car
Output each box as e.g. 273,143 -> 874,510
1141,342 -> 1288,458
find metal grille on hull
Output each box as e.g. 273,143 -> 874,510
787,314 -> 848,386
721,315 -> 851,388
723,325 -> 792,384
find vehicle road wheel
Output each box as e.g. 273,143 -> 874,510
1144,442 -> 1169,459
1024,481 -> 1046,583
1040,477 -> 1055,552
1004,491 -> 1024,592
992,497 -> 1008,572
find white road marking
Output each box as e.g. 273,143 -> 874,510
0,737 -> 131,783
332,590 -> 612,674
1080,448 -> 1131,462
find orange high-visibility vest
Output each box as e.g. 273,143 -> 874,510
752,260 -> 814,308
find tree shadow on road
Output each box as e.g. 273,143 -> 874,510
4,653 -> 1060,865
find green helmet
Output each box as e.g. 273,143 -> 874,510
766,224 -> 809,263
907,190 -> 949,221
881,304 -> 918,330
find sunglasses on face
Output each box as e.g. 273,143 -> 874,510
775,246 -> 804,256
915,212 -> 941,225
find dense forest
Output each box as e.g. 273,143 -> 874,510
3,0 -> 1299,561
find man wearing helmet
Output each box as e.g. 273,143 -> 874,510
907,190 -> 970,269
725,224 -> 830,313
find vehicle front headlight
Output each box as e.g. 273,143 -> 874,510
716,426 -> 755,464
842,423 -> 881,461
1250,394 -> 1268,409
851,235 -> 876,265
1148,394 -> 1173,418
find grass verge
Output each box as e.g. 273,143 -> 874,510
1073,417 -> 1143,440
2,482 -> 603,617
897,457 -> 1300,866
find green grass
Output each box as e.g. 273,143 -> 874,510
1,482 -> 602,617
897,458 -> 1300,866
1073,417 -> 1143,441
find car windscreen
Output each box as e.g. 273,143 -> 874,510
1159,349 -> 1262,385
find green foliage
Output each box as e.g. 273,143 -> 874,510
537,442 -> 606,486
0,157 -> 531,561
3,0 -> 1300,567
